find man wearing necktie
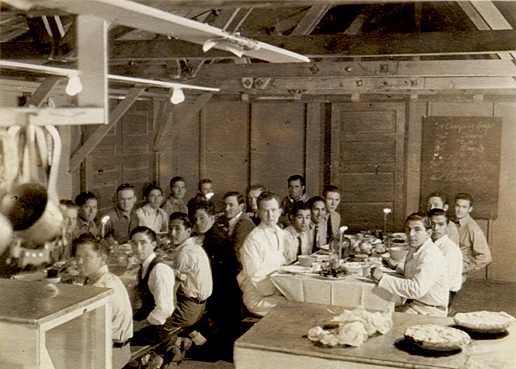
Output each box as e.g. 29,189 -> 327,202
285,202 -> 313,262
308,196 -> 328,250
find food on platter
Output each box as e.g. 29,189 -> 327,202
454,311 -> 515,333
306,308 -> 392,347
404,324 -> 471,351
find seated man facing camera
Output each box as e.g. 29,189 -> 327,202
371,213 -> 449,317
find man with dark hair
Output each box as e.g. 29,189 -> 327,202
238,192 -> 290,316
323,185 -> 342,241
167,212 -> 213,330
74,234 -> 133,369
428,208 -> 463,308
130,226 -> 177,368
57,199 -> 79,260
75,191 -> 98,237
285,201 -> 313,259
162,176 -> 188,216
454,192 -> 492,276
280,174 -> 308,227
223,191 -> 255,254
136,183 -> 168,234
425,191 -> 459,245
307,196 -> 329,249
371,213 -> 449,317
102,183 -> 138,244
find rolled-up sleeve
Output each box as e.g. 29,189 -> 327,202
146,263 -> 176,325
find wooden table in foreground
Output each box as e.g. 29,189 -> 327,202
234,301 -> 516,369
0,279 -> 112,369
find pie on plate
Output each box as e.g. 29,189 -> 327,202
454,311 -> 515,333
404,324 -> 471,351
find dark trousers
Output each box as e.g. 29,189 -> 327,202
131,323 -> 179,360
167,296 -> 206,329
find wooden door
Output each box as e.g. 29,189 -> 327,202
331,102 -> 406,232
84,100 -> 153,211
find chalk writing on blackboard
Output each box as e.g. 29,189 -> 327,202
421,116 -> 502,219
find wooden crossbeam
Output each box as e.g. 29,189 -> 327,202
155,92 -> 212,150
105,30 -> 516,59
26,75 -> 62,107
204,76 -> 516,94
4,30 -> 516,61
192,60 -> 516,80
69,87 -> 145,172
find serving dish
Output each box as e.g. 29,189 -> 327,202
454,311 -> 515,333
404,324 -> 471,352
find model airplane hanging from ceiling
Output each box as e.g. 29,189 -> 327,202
5,0 -> 311,63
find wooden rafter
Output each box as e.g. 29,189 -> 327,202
192,60 -> 516,79
292,5 -> 331,35
69,87 -> 145,171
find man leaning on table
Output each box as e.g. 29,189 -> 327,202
238,191 -> 291,317
370,213 -> 449,317
74,234 -> 133,369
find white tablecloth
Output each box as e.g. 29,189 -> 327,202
271,272 -> 395,312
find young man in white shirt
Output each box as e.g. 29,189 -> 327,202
136,184 -> 169,234
371,213 -> 449,317
454,192 -> 492,277
167,212 -> 213,329
238,192 -> 289,317
428,208 -> 463,310
130,226 -> 177,367
74,234 -> 133,369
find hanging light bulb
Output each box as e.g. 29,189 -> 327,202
170,87 -> 185,104
65,74 -> 82,96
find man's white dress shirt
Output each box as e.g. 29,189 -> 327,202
434,234 -> 463,292
141,253 -> 176,325
238,224 -> 288,316
378,238 -> 449,317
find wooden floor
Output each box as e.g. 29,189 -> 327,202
180,279 -> 516,369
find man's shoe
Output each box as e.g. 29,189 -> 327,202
148,353 -> 164,369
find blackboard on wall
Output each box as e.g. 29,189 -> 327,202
420,116 -> 502,219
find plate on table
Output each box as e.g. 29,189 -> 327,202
454,311 -> 515,334
279,265 -> 313,274
314,273 -> 349,281
404,324 -> 471,352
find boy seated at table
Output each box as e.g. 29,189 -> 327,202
370,213 -> 449,317
130,226 -> 178,368
74,234 -> 133,369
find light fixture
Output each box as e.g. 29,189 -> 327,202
65,74 -> 83,96
170,87 -> 185,104
0,60 -> 83,96
109,74 -> 219,105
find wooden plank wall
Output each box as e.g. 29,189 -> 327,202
74,97 -> 516,283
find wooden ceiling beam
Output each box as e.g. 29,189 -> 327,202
107,30 -> 516,59
4,30 -> 515,61
207,76 -> 516,94
192,60 -> 516,80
